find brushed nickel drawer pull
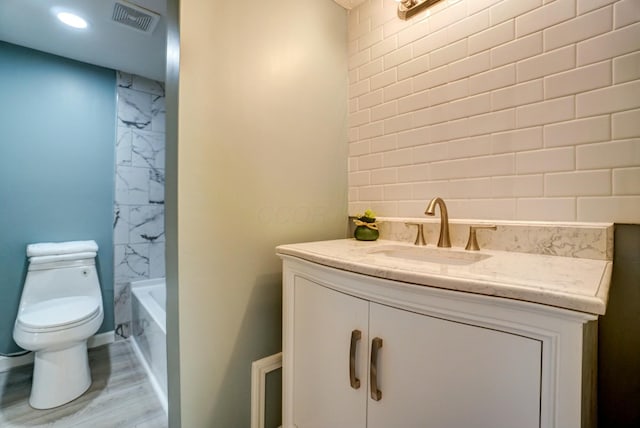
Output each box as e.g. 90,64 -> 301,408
370,337 -> 383,401
349,329 -> 362,389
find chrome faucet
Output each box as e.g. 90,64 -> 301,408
425,197 -> 451,248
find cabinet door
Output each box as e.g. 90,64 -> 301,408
368,303 -> 541,428
293,276 -> 369,428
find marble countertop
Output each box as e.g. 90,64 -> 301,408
276,239 -> 613,315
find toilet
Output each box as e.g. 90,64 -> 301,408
13,240 -> 104,409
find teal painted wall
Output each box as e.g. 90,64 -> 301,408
0,42 -> 116,355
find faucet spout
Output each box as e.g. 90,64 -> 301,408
425,197 -> 451,248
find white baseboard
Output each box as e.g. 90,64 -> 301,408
0,352 -> 33,373
251,352 -> 283,428
87,330 -> 115,348
0,331 -> 115,373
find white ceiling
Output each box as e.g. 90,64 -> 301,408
0,0 -> 167,81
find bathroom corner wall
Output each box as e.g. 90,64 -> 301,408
172,0 -> 348,425
598,224 -> 640,427
113,72 -> 166,337
347,0 -> 640,223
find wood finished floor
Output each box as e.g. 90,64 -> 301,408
0,340 -> 167,428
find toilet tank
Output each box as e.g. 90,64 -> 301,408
20,258 -> 103,308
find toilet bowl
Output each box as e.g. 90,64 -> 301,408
13,240 -> 104,409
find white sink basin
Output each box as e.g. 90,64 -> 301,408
367,245 -> 491,266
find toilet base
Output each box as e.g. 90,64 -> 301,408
30,341 -> 92,409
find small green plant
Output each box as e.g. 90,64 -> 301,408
353,209 -> 379,241
356,209 -> 376,223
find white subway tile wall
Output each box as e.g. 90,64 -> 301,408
348,0 -> 640,222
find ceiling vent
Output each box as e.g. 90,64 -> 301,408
112,1 -> 160,34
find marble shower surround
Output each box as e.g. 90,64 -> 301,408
114,72 -> 166,337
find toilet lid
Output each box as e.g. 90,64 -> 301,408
18,297 -> 101,330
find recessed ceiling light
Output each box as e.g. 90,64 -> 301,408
57,12 -> 88,29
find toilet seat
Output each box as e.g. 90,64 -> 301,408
17,297 -> 101,333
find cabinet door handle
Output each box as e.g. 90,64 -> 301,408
370,337 -> 383,401
349,329 -> 361,389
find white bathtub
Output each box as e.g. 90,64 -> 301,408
131,278 -> 167,412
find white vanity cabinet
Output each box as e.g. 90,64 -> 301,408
281,255 -> 599,428
366,301 -> 541,428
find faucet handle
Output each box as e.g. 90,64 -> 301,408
405,223 -> 426,246
465,225 -> 497,251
